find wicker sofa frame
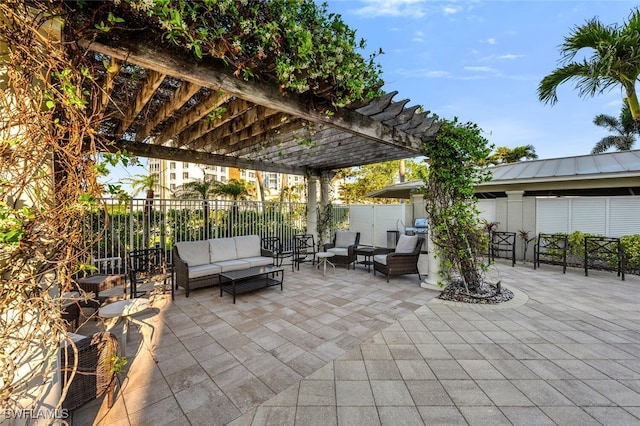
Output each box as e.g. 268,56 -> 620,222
373,237 -> 424,282
323,231 -> 361,269
61,331 -> 119,412
172,236 -> 275,297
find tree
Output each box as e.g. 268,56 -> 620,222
172,176 -> 218,200
338,159 -> 428,203
212,179 -> 254,201
591,103 -> 640,153
487,145 -> 538,165
422,118 -> 493,291
173,176 -> 219,239
121,173 -> 162,199
538,8 -> 640,120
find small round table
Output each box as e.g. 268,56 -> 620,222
98,298 -> 151,356
316,252 -> 336,277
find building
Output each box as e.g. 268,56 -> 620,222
147,158 -> 306,200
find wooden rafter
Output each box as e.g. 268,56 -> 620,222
135,80 -> 201,141
175,98 -> 258,148
115,69 -> 166,137
153,89 -> 232,146
97,57 -> 121,117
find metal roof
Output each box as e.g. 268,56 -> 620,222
489,149 -> 640,184
367,149 -> 640,199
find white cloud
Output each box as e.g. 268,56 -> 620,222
485,38 -> 497,45
442,5 -> 461,16
500,54 -> 523,60
351,0 -> 427,18
464,66 -> 495,73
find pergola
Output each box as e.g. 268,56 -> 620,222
73,19 -> 443,233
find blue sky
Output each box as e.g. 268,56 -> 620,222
326,0 -> 636,160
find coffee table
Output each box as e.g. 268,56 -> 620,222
219,265 -> 284,304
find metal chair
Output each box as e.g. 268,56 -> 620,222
261,236 -> 293,267
128,248 -> 174,299
292,234 -> 317,271
489,231 -> 516,267
584,236 -> 625,280
534,233 -> 568,273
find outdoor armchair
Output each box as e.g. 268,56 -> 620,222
61,331 -> 119,412
261,236 -> 293,267
292,234 -> 317,271
323,230 -> 360,269
373,234 -> 424,282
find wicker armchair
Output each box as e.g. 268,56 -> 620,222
323,230 -> 360,269
61,332 -> 119,412
373,235 -> 424,282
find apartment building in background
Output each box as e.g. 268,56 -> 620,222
147,158 -> 306,200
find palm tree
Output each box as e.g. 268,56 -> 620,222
173,176 -> 218,239
212,179 -> 253,200
591,103 -> 640,153
172,176 -> 218,199
120,173 -> 163,248
487,145 -> 538,165
121,173 -> 162,199
538,8 -> 640,120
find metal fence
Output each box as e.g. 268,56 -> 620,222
82,198 -> 349,272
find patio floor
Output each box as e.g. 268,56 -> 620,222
72,258 -> 640,425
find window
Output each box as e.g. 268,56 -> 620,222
169,162 -> 176,169
183,172 -> 189,179
170,173 -> 176,180
183,162 -> 189,168
170,184 -> 176,190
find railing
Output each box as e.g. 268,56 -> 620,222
82,198 -> 347,269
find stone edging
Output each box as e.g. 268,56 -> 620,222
424,284 -> 529,310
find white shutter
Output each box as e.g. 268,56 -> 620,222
536,198 -> 569,234
571,198 -> 606,234
609,197 -> 640,237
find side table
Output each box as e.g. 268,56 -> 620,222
356,247 -> 392,273
98,298 -> 151,356
76,274 -> 126,302
316,252 -> 335,277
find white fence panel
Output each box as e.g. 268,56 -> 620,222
571,198 -> 606,235
609,197 -> 640,237
536,198 -> 570,234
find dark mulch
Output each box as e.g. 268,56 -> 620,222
438,280 -> 514,304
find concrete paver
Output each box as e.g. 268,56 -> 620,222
72,259 -> 640,425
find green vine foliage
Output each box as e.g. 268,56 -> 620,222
421,118 -> 493,290
72,0 -> 384,107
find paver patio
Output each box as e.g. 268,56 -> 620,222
72,258 -> 640,425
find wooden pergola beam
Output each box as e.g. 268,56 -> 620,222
79,39 -> 426,154
106,140 -> 308,175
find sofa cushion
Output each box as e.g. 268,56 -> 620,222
334,230 -> 357,248
396,235 -> 418,254
188,264 -> 222,279
209,238 -> 238,263
373,254 -> 387,265
327,247 -> 348,256
176,240 -> 211,266
243,256 -> 274,268
214,259 -> 251,272
234,235 -> 262,258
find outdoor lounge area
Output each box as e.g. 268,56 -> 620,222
69,258 -> 640,425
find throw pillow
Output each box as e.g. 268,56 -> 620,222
395,234 -> 418,254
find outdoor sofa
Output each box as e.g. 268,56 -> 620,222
173,235 -> 275,297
